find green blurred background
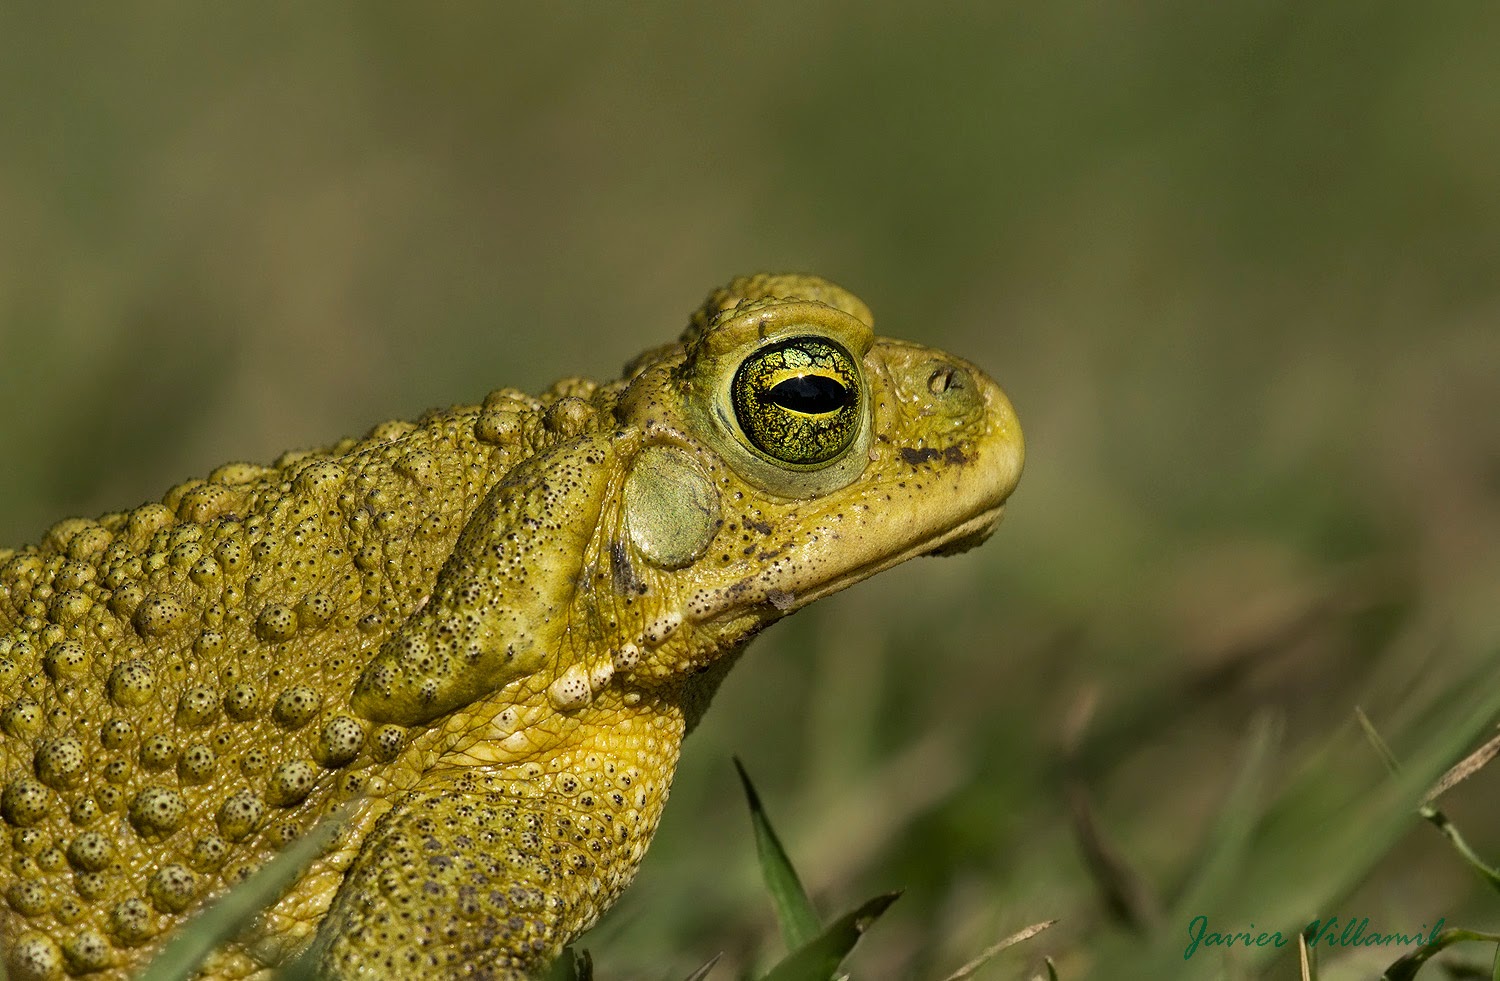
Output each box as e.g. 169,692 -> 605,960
3,3 -> 1499,978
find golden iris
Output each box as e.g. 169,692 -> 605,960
731,337 -> 860,466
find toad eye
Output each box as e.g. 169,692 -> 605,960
731,337 -> 861,466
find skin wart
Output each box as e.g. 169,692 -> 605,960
0,274 -> 1024,980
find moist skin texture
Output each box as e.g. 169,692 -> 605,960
0,274 -> 1024,980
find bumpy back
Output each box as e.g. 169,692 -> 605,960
0,390 -> 580,977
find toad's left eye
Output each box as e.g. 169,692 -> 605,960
731,337 -> 861,467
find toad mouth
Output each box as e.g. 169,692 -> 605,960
672,503 -> 1008,644
786,504 -> 1005,610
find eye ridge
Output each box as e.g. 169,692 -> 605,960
766,373 -> 852,415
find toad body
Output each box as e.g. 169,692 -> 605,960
0,274 -> 1024,979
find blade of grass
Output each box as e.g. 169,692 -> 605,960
756,892 -> 900,981
682,952 -> 723,981
1356,707 -> 1403,776
735,757 -> 821,950
940,919 -> 1057,981
1360,707 -> 1500,892
1428,727 -> 1500,801
1418,806 -> 1500,894
1165,712 -> 1281,922
1066,779 -> 1161,932
1380,928 -> 1500,980
136,814 -> 343,981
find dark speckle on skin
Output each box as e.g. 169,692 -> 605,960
900,447 -> 941,465
900,445 -> 969,467
610,542 -> 643,595
745,519 -> 773,535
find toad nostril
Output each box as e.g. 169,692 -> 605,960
927,365 -> 967,396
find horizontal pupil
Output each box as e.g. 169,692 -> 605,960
767,374 -> 850,414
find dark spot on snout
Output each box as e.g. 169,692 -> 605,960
610,542 -> 645,595
766,589 -> 795,611
900,445 -> 970,467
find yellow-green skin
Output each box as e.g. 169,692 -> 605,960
0,275 -> 1024,980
